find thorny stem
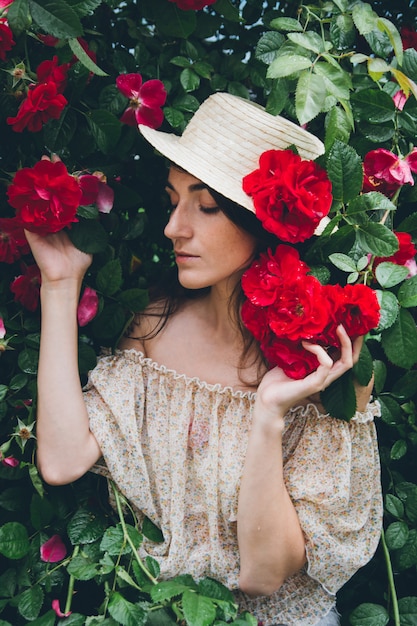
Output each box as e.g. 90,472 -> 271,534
64,544 -> 80,614
111,480 -> 159,585
381,529 -> 400,626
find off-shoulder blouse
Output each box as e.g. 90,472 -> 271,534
84,349 -> 382,626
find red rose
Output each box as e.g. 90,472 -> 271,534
267,275 -> 330,342
374,231 -> 416,270
6,82 -> 67,132
242,245 -> 309,306
333,284 -> 380,340
37,34 -> 60,46
0,18 -> 14,60
242,149 -> 332,243
262,336 -> 320,380
401,26 -> 417,50
7,160 -> 82,235
78,172 -> 114,213
10,264 -> 41,311
167,0 -> 216,9
241,300 -> 270,343
36,56 -> 69,93
0,217 -> 30,263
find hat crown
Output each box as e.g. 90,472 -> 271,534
140,92 -> 324,212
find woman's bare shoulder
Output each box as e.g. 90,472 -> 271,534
117,299 -> 170,353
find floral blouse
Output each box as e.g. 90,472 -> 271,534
84,349 -> 383,626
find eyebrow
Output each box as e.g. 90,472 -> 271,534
165,181 -> 209,193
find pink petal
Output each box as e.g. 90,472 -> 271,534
52,600 -> 71,618
116,73 -> 143,98
120,106 -> 138,127
388,158 -> 414,185
96,181 -> 114,213
136,105 -> 164,129
78,174 -> 99,205
2,456 -> 19,468
40,535 -> 67,562
405,148 -> 417,174
139,79 -> 167,108
0,318 -> 5,339
393,90 -> 408,110
77,287 -> 99,326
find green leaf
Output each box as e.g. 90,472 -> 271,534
150,576 -> 198,603
170,56 -> 191,68
17,585 -> 44,621
44,107 -> 77,152
100,523 -> 142,556
349,603 -> 389,626
28,0 -> 83,38
0,522 -> 30,559
352,3 -> 379,36
164,107 -> 185,129
107,592 -> 147,626
321,371 -> 357,421
67,219 -> 108,254
67,508 -> 107,545
17,348 -> 38,375
398,597 -> 417,626
212,0 -> 242,22
402,48 -> 417,83
295,70 -> 327,125
182,590 -> 216,626
378,395 -> 402,426
398,275 -> 417,308
391,439 -> 407,460
385,521 -> 409,550
287,31 -> 328,54
346,192 -> 396,218
375,290 -> 399,331
180,68 -> 200,92
255,31 -> 285,64
7,0 -> 31,36
267,54 -> 312,79
144,609 -> 177,626
329,253 -> 357,272
96,259 -> 123,297
117,289 -> 149,313
142,517 -> 164,543
314,61 -> 352,100
269,17 -> 303,32
68,37 -> 108,76
392,370 -> 417,399
356,223 -> 399,257
86,110 -> 122,154
385,493 -> 405,518
393,529 -> 417,570
353,342 -> 373,386
382,308 -> 417,369
155,4 -> 196,38
324,105 -> 352,150
91,302 -> 126,342
375,262 -> 410,288
330,13 -> 356,50
67,553 -> 99,580
30,493 -> 54,531
326,140 -> 363,204
351,89 -> 395,124
377,17 -> 403,65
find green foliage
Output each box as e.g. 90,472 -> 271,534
0,0 -> 417,624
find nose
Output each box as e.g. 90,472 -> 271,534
164,203 -> 192,241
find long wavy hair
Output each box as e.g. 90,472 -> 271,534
127,178 -> 279,386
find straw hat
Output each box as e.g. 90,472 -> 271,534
139,92 -> 325,213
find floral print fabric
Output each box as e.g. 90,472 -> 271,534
84,349 -> 382,626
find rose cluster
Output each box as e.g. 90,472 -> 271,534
241,245 -> 380,380
243,149 -> 332,243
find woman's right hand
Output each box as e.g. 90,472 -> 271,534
24,229 -> 92,286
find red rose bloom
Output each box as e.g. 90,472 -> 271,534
0,18 -> 14,60
332,284 -> 380,340
401,26 -> 417,50
36,56 -> 69,93
262,336 -> 320,380
6,82 -> 67,132
242,149 -> 332,243
168,0 -> 216,9
241,300 -> 269,343
37,34 -> 60,46
374,231 -> 416,270
0,217 -> 30,263
10,264 -> 41,311
7,160 -> 82,235
116,73 -> 167,129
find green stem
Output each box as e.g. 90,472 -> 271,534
111,481 -> 159,585
64,544 -> 79,614
381,529 -> 400,626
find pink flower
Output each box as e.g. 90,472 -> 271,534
116,73 -> 167,129
36,55 -> 69,93
393,90 -> 408,111
0,318 -> 5,339
40,535 -> 67,562
78,172 -> 114,213
0,18 -> 15,61
363,148 -> 417,197
10,264 -> 41,311
77,287 -> 99,326
52,599 -> 71,618
1,455 -> 19,467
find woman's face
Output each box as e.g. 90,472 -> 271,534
164,167 -> 258,292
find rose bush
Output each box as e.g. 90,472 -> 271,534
0,0 -> 417,624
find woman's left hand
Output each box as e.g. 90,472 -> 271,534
255,325 -> 363,427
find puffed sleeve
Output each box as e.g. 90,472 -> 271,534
283,402 -> 383,594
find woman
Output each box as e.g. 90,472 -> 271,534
27,93 -> 382,626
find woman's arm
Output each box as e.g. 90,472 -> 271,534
237,326 -> 366,596
26,230 -> 102,485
